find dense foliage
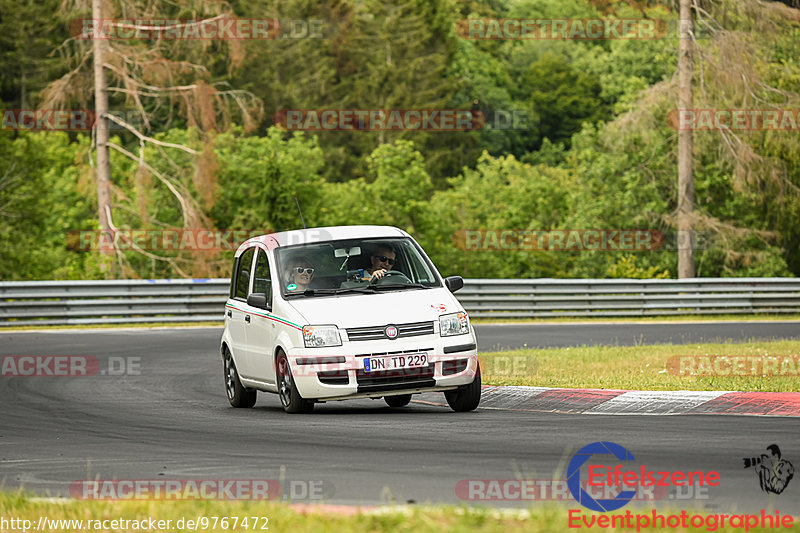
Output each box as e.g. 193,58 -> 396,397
1,0 -> 799,280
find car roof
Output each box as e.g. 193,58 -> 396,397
234,225 -> 410,257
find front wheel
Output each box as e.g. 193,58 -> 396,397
444,363 -> 481,412
224,348 -> 256,408
276,351 -> 314,414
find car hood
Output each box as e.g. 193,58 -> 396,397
285,287 -> 462,329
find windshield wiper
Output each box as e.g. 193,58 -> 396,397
285,287 -> 379,297
332,287 -> 379,294
284,288 -> 339,298
285,284 -> 431,297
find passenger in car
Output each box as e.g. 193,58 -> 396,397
286,257 -> 315,292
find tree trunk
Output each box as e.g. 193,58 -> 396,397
677,0 -> 695,278
92,0 -> 114,271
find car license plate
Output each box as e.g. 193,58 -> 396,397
363,354 -> 428,372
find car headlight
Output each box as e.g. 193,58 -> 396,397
439,312 -> 469,336
303,325 -> 342,348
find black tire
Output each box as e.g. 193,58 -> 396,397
276,351 -> 314,414
384,394 -> 412,407
444,363 -> 481,412
224,348 -> 256,408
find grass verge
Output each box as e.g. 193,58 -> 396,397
0,493 -> 793,532
479,340 -> 800,391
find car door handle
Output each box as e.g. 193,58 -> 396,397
227,310 -> 232,317
245,315 -> 251,323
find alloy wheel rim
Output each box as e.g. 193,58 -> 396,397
225,354 -> 235,399
278,358 -> 292,407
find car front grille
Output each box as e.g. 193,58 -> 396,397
346,321 -> 435,341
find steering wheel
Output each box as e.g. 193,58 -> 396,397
369,270 -> 411,285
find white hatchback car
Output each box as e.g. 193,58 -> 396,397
220,225 -> 480,413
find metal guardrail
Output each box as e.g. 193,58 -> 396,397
459,278 -> 800,318
1,278 -> 799,326
0,279 -> 228,326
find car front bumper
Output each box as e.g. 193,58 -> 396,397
286,339 -> 478,401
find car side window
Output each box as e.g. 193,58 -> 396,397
405,244 -> 434,283
229,257 -> 237,298
234,248 -> 255,300
253,250 -> 272,304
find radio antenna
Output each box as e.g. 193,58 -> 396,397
294,196 -> 307,229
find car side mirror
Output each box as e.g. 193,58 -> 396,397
247,292 -> 270,310
444,276 -> 464,293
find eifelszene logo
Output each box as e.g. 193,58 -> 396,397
743,445 -> 794,495
567,441 -> 721,512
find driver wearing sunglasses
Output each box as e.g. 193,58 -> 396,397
359,246 -> 396,282
286,258 -> 315,292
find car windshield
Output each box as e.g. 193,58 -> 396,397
276,237 -> 440,298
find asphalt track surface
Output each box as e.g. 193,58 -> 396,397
1,325 -> 799,514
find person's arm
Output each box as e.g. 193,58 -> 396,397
361,268 -> 387,281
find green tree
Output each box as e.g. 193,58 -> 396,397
0,132 -> 100,280
0,0 -> 67,109
212,128 -> 325,232
318,140 -> 432,232
417,152 -> 575,278
522,52 -> 611,148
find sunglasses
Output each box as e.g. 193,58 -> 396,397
294,267 -> 314,275
374,255 -> 396,265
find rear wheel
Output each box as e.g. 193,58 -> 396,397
276,351 -> 314,414
224,348 -> 256,408
384,394 -> 412,408
444,363 -> 481,412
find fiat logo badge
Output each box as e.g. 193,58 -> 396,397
385,326 -> 398,339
